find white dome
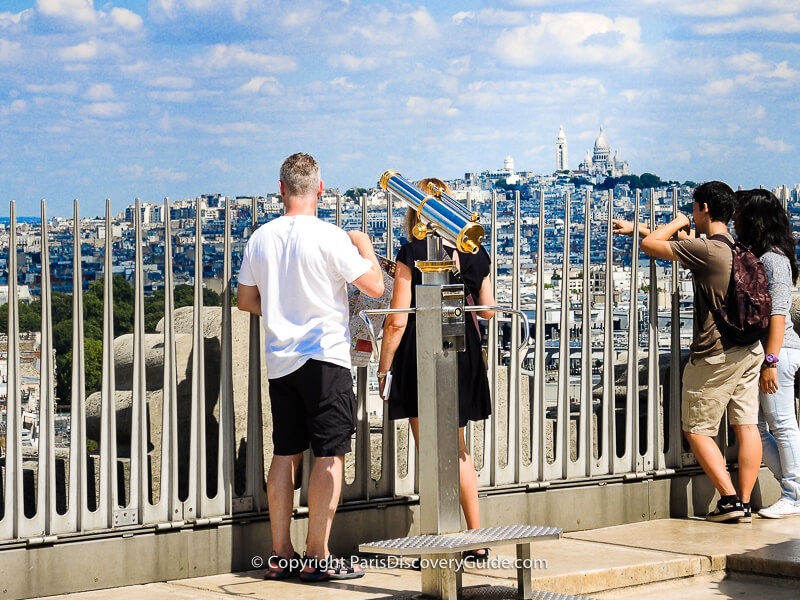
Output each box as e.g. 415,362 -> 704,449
594,125 -> 610,151
557,125 -> 566,142
504,155 -> 514,171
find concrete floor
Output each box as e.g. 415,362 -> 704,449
32,516 -> 800,600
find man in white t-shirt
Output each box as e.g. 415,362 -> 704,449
237,153 -> 383,581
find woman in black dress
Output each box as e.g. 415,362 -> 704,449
378,178 -> 495,542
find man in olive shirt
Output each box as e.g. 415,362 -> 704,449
614,181 -> 763,521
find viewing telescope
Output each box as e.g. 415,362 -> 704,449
379,170 -> 484,254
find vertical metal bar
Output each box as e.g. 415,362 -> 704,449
70,199 -> 87,532
510,191 -> 521,484
620,190 -> 640,474
380,189 -> 398,497
597,190 -> 614,476
781,185 -> 788,212
581,189 -> 593,477
534,189 -> 546,482
336,193 -> 342,229
38,201 -> 56,535
218,197 -> 234,514
650,190 -> 663,471
160,198 -> 181,522
131,199 -> 146,524
667,188 -> 683,468
187,197 -> 206,520
245,197 -> 266,511
486,191 -> 499,487
348,194 -> 370,501
550,192 -> 569,480
94,199 -> 118,529
0,202 -> 21,540
385,190 -> 393,257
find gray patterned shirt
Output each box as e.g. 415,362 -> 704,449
760,250 -> 800,350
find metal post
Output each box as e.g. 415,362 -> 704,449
668,188 -> 683,468
417,233 -> 462,599
581,189 -> 593,477
510,191 -> 521,482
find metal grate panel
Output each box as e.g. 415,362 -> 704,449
360,525 -> 562,556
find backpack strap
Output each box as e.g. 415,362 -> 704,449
698,233 -> 736,338
707,233 -> 734,249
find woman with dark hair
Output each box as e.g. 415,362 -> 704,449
378,178 -> 495,554
734,189 -> 800,519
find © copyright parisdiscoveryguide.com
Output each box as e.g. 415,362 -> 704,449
251,554 -> 548,571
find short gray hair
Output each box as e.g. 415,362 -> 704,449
280,153 -> 320,197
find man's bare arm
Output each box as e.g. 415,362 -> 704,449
237,284 -> 262,315
348,231 -> 385,298
640,214 -> 691,261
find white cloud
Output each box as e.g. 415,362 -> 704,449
59,39 -> 121,61
119,164 -> 144,178
152,166 -> 188,181
36,0 -> 143,31
753,105 -> 766,119
726,52 -> 770,72
330,77 -> 357,90
206,158 -> 232,172
756,136 -> 792,153
703,79 -> 735,95
149,76 -> 194,89
328,53 -> 380,72
452,9 -> 529,26
149,0 -> 264,23
0,39 -> 22,63
645,0 -> 798,17
147,90 -> 195,102
196,44 -> 296,73
235,76 -> 281,95
0,10 -> 31,28
84,83 -> 114,101
0,99 -> 27,116
84,101 -> 126,117
36,0 -> 97,26
25,82 -> 79,95
695,13 -> 800,34
493,13 -> 648,67
406,96 -> 459,118
107,7 -> 144,32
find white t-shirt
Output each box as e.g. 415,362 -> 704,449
238,215 -> 371,379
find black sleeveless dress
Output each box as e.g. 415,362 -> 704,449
387,239 -> 492,426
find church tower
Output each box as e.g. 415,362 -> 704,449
556,125 -> 568,171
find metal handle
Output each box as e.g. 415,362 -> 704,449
465,305 -> 531,352
358,305 -> 530,358
358,308 -> 417,361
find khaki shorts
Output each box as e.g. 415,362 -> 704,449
681,342 -> 763,436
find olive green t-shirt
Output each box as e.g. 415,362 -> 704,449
669,233 -> 733,358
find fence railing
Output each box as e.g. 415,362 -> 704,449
0,186 -> 762,545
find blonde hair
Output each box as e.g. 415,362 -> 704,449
405,177 -> 452,237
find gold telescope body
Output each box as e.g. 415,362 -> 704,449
379,170 -> 484,254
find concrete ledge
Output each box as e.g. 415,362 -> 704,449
727,538 -> 800,578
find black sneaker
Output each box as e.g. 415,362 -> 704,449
706,498 -> 745,522
740,502 -> 752,523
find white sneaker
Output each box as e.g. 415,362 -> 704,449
758,498 -> 800,519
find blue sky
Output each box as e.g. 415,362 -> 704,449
1,1 -> 799,217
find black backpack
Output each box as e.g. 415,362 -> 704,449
702,234 -> 771,346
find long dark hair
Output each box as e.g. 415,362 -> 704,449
734,189 -> 799,283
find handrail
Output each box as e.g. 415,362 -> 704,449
357,304 -> 531,357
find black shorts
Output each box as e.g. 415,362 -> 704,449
268,359 -> 357,457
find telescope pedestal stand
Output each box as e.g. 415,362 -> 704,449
359,226 -> 567,599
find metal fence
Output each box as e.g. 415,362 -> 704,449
0,187 -> 747,545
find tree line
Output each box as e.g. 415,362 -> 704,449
0,275 -> 226,404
